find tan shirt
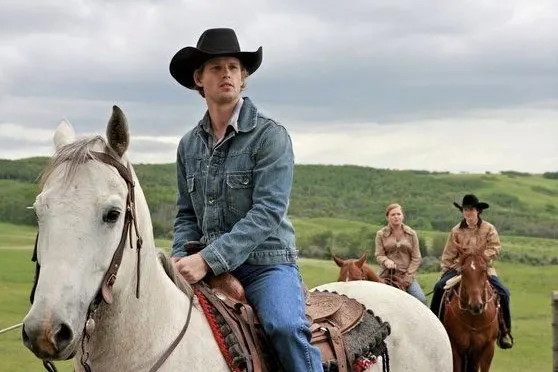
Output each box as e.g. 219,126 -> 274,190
441,219 -> 501,276
375,224 -> 421,279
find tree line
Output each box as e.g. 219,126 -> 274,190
1,158 -> 557,242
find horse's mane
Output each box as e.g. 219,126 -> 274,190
361,263 -> 382,282
40,136 -> 118,187
156,250 -> 194,299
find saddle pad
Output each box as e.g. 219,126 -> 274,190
444,274 -> 462,290
305,291 -> 343,322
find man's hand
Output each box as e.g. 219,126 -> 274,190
384,259 -> 397,270
171,254 -> 210,284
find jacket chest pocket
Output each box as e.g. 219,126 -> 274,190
226,172 -> 253,217
187,176 -> 204,215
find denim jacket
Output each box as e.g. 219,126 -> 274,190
171,97 -> 298,275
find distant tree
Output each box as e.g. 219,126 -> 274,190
417,235 -> 428,257
542,171 -> 558,180
430,234 -> 448,258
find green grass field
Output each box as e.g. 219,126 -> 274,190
0,222 -> 557,371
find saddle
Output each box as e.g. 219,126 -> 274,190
185,242 -> 391,372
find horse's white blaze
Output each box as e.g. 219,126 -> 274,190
22,109 -> 453,372
471,261 -> 476,271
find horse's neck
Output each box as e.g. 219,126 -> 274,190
74,246 -> 177,364
363,264 -> 381,282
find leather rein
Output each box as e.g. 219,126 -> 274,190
447,276 -> 498,332
30,151 -> 193,372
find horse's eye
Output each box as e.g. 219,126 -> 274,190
103,209 -> 121,223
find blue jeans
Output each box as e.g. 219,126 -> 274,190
430,269 -> 458,318
407,279 -> 427,305
232,263 -> 323,372
489,275 -> 512,331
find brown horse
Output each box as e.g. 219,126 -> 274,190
332,251 -> 383,283
442,252 -> 499,372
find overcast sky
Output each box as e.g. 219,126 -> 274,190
1,0 -> 556,173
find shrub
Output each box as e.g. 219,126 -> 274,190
430,234 -> 448,258
419,256 -> 441,273
417,235 -> 428,257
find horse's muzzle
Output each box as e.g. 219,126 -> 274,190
469,303 -> 484,315
22,318 -> 76,360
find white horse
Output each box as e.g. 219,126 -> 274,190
22,106 -> 452,372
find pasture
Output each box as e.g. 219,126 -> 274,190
0,222 -> 556,372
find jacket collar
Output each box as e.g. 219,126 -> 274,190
382,224 -> 413,237
195,96 -> 258,136
459,217 -> 483,229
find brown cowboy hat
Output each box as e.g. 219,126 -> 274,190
453,194 -> 489,211
169,28 -> 263,89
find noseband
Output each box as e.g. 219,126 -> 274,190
456,276 -> 496,314
29,150 -> 193,372
448,267 -> 499,332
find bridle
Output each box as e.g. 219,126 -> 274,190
447,265 -> 499,332
381,269 -> 407,291
341,263 -> 367,281
29,150 -> 193,372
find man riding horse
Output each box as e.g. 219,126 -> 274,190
430,194 -> 514,350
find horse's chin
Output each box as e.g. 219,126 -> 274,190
469,307 -> 484,316
28,343 -> 77,362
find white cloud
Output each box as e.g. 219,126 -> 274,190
1,102 -> 555,173
0,0 -> 556,172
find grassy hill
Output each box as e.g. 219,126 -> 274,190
0,224 -> 556,372
1,158 -> 557,242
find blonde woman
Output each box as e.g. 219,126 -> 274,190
375,203 -> 427,304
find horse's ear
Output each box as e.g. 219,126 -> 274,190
332,255 -> 345,267
53,119 -> 75,150
356,251 -> 368,268
106,105 -> 129,158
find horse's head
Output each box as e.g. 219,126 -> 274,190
22,106 -> 153,361
333,251 -> 368,282
457,252 -> 491,315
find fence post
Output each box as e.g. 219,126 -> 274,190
553,291 -> 558,372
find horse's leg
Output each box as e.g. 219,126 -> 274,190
465,355 -> 476,372
478,341 -> 495,372
451,343 -> 462,372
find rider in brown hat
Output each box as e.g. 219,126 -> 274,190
169,28 -> 324,371
430,194 -> 514,349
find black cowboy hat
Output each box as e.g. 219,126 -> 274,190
453,194 -> 490,211
169,28 -> 263,89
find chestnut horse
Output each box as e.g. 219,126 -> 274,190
332,251 -> 382,283
332,251 -> 408,290
442,252 -> 499,372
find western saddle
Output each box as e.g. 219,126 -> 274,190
184,242 -> 390,372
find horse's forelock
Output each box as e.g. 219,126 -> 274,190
40,136 -> 114,187
338,260 -> 361,281
461,252 -> 487,267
